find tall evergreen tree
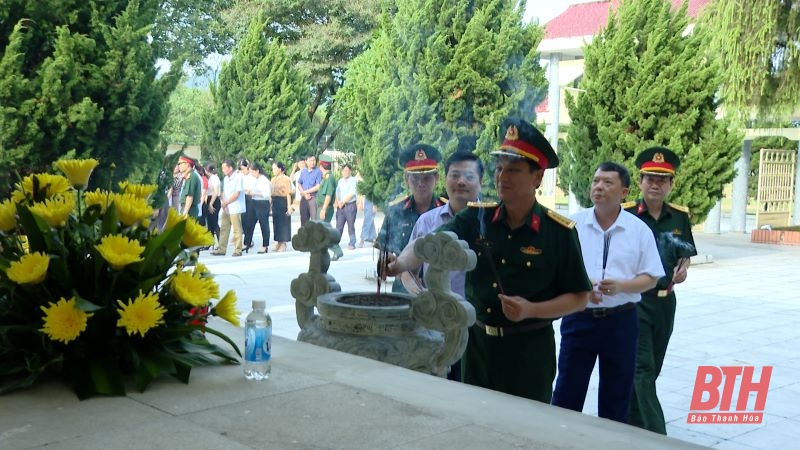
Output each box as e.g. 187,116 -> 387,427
221,0 -> 382,147
0,1 -> 181,190
700,0 -> 800,122
204,14 -> 313,166
336,0 -> 546,204
160,84 -> 213,146
558,0 -> 742,223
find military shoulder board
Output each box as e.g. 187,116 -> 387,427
668,202 -> 690,214
546,209 -> 576,229
621,201 -> 638,210
388,194 -> 409,207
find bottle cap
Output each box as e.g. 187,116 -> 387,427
252,300 -> 266,309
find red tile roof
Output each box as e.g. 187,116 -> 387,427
544,0 -> 711,40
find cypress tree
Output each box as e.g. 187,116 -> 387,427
336,0 -> 546,204
558,0 -> 742,223
0,1 -> 180,190
204,14 -> 313,166
700,0 -> 800,122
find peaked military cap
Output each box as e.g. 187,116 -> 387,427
400,143 -> 442,174
491,117 -> 559,169
319,154 -> 333,170
635,146 -> 680,176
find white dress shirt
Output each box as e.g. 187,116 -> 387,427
223,171 -> 246,215
572,207 -> 664,308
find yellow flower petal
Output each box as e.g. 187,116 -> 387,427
163,208 -> 184,231
55,159 -> 99,189
83,189 -> 115,213
212,290 -> 240,327
95,234 -> 145,270
0,199 -> 17,232
182,216 -> 214,248
40,297 -> 92,344
116,291 -> 166,337
118,181 -> 157,200
12,173 -> 72,204
6,252 -> 50,284
113,193 -> 153,227
28,194 -> 75,228
170,270 -> 217,307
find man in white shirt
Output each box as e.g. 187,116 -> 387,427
334,163 -> 359,249
212,159 -> 247,257
552,161 -> 664,424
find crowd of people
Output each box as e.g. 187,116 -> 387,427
386,117 -> 695,435
164,154 -> 377,258
167,115 -> 694,436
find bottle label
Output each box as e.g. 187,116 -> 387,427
245,326 -> 272,363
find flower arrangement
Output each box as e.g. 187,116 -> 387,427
0,159 -> 241,399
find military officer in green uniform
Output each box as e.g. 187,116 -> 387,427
625,146 -> 697,434
376,143 -> 446,292
317,155 -> 343,260
388,118 -> 591,402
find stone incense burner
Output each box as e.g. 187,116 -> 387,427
290,221 -> 476,376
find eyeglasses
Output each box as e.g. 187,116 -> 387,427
408,173 -> 436,184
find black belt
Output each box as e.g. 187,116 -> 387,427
474,319 -> 552,337
581,302 -> 636,318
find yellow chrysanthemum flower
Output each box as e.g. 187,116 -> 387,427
212,290 -> 240,327
193,262 -> 210,276
170,270 -> 218,307
55,159 -> 99,189
40,297 -> 93,344
118,181 -> 157,200
12,173 -> 72,203
0,199 -> 17,232
117,291 -> 166,337
6,252 -> 50,284
113,193 -> 153,227
28,194 -> 75,228
83,189 -> 115,213
95,234 -> 145,270
182,216 -> 214,248
163,208 -> 184,231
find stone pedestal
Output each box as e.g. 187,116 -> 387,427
291,221 -> 476,376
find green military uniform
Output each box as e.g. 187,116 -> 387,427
317,157 -> 342,259
438,201 -> 592,402
626,146 -> 698,434
378,195 -> 446,291
180,168 -> 202,219
377,143 -> 444,292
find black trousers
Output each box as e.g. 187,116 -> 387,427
243,195 -> 255,247
271,196 -> 291,242
204,195 -> 220,238
245,199 -> 270,248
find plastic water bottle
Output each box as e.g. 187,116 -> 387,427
244,300 -> 272,380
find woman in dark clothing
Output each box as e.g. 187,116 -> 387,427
271,161 -> 293,251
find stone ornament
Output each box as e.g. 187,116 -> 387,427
292,221 -> 477,377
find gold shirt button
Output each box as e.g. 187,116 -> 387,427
526,261 -> 531,267
501,258 -> 506,264
492,282 -> 497,288
508,235 -> 512,239
486,307 -> 492,313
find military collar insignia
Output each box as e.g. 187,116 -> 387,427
530,213 -> 540,232
637,202 -> 646,215
520,246 -> 542,255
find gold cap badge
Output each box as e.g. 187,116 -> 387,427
415,149 -> 428,161
653,152 -> 665,163
505,125 -> 519,141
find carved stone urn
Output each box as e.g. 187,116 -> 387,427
290,221 -> 476,376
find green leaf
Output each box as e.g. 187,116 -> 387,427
74,296 -> 104,312
204,326 -> 242,358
